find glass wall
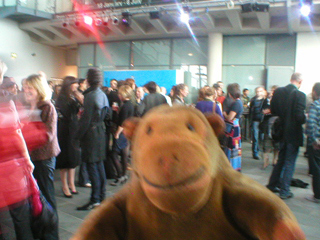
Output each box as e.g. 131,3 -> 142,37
95,41 -> 131,70
222,34 -> 296,96
79,37 -> 208,79
78,34 -> 296,98
132,39 -> 171,68
172,38 -> 208,67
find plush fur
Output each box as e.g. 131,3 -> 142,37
71,105 -> 305,240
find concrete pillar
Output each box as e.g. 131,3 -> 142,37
207,33 -> 223,87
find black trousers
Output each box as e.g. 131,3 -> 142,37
309,147 -> 320,199
0,200 -> 34,240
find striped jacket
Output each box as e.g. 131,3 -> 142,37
306,99 -> 320,145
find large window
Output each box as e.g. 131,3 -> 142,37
222,34 -> 296,96
79,44 -> 95,67
95,41 -> 131,70
172,38 -> 208,66
132,40 -> 171,67
223,36 -> 266,65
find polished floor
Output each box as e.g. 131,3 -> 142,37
3,141 -> 320,239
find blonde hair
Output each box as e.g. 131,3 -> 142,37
0,60 -> 8,84
118,85 -> 133,100
25,74 -> 52,101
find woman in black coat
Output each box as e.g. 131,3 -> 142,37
56,76 -> 83,197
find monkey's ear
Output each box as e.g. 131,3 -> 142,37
123,117 -> 141,141
205,113 -> 225,137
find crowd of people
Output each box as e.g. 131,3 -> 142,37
1,60 -> 320,239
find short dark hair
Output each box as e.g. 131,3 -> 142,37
213,83 -> 221,90
87,68 -> 102,88
144,81 -> 157,93
78,78 -> 86,84
227,83 -> 241,99
243,88 -> 248,93
313,82 -> 320,99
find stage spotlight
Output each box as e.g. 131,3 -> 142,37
112,16 -> 119,25
241,3 -> 254,13
84,15 -> 93,26
122,12 -> 131,26
150,11 -> 161,19
180,6 -> 191,24
75,21 -> 80,27
254,3 -> 269,12
300,0 -> 312,17
62,22 -> 68,27
103,16 -> 109,26
95,18 -> 102,26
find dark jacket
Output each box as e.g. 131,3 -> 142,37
249,96 -> 265,123
271,84 -> 306,146
138,93 -> 167,116
75,87 -> 109,163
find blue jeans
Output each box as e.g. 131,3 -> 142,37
267,142 -> 299,196
87,161 -> 106,203
33,158 -> 59,240
251,121 -> 262,157
309,147 -> 320,199
78,162 -> 90,186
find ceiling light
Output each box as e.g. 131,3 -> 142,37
300,0 -> 312,17
84,15 -> 93,26
241,3 -> 254,13
122,12 -> 132,27
150,11 -> 161,19
112,16 -> 119,25
95,18 -> 102,26
254,3 -> 269,12
11,53 -> 17,59
180,6 -> 191,24
103,16 -> 109,26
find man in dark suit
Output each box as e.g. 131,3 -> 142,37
267,73 -> 306,199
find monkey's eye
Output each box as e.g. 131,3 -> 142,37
147,126 -> 153,135
187,123 -> 195,131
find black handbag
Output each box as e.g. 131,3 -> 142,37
28,173 -> 58,239
271,117 -> 283,142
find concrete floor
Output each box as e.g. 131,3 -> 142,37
2,141 -> 319,239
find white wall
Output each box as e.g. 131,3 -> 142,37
0,19 -> 77,85
296,32 -> 320,95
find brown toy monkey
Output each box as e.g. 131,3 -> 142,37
71,105 -> 305,240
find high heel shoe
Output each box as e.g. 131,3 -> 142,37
69,189 -> 79,194
62,189 -> 73,198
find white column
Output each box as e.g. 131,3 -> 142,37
207,33 -> 223,87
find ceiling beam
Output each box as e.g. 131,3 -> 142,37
199,13 -> 215,31
256,12 -> 270,29
46,26 -> 71,40
225,10 -> 243,30
149,19 -> 168,34
28,28 -> 53,42
65,25 -> 89,40
129,19 -> 146,35
107,25 -> 126,36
